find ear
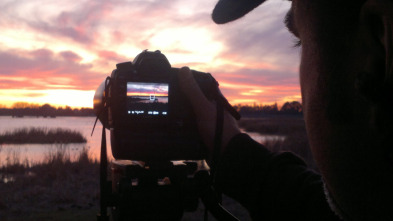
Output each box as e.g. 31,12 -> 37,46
357,0 -> 393,104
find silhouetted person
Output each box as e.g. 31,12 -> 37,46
179,0 -> 393,220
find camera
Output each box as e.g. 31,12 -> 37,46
94,50 -> 241,221
94,50 -> 219,161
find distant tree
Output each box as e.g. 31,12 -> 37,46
261,103 -> 278,114
0,106 -> 11,116
235,102 -> 281,116
79,107 -> 94,116
64,106 -> 74,115
12,102 -> 40,109
280,101 -> 302,114
239,105 -> 255,113
5,102 -> 94,117
39,104 -> 56,117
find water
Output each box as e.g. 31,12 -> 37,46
0,116 -> 109,165
242,130 -> 285,144
0,116 -> 284,165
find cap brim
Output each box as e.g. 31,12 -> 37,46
212,0 -> 267,24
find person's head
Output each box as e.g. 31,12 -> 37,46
213,0 -> 393,219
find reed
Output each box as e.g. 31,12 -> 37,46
0,127 -> 87,144
0,147 -> 100,218
0,116 -> 315,220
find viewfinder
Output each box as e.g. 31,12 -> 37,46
126,82 -> 169,116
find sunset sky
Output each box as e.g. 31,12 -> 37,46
0,0 -> 300,108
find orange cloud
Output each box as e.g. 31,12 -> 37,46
0,0 -> 298,109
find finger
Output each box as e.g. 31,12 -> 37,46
178,67 -> 215,118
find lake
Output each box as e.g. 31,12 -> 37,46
0,116 -> 284,166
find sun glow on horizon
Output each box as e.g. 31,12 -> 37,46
0,89 -> 95,109
0,0 -> 298,110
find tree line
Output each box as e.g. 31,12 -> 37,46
0,101 -> 303,117
0,102 -> 95,117
234,101 -> 302,117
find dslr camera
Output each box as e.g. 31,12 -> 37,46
94,50 -> 241,220
94,50 -> 221,161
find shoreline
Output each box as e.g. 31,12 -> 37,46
0,116 -> 310,220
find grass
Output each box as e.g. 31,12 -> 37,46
0,147 -> 250,221
0,127 -> 87,144
0,147 -> 100,220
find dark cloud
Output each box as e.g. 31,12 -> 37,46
0,0 -> 115,45
0,0 -> 300,106
0,0 -> 213,51
97,50 -> 128,62
30,49 -> 54,58
215,67 -> 299,87
198,1 -> 301,104
215,67 -> 300,104
60,51 -> 82,62
0,49 -> 104,90
212,1 -> 298,69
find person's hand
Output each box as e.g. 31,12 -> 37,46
178,67 -> 241,163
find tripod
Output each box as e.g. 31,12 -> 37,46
95,126 -> 238,221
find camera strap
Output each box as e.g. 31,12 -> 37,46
199,82 -> 240,221
211,101 -> 224,181
93,77 -> 112,221
97,125 -> 109,220
210,79 -> 241,180
91,77 -> 112,137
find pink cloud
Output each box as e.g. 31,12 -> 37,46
98,50 -> 127,62
0,0 -> 300,107
0,49 -> 104,90
60,51 -> 82,62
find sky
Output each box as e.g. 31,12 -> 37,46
0,0 -> 300,108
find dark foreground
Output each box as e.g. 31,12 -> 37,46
0,148 -> 99,221
0,116 -> 311,220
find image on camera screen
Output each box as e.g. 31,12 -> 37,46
126,82 -> 169,116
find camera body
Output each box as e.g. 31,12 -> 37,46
94,50 -> 217,161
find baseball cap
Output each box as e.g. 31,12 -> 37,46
212,0 -> 267,24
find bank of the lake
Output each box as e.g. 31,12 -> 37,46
0,116 -> 107,165
0,127 -> 87,144
0,115 -> 312,220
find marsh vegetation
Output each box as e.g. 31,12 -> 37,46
0,127 -> 87,144
0,116 -> 314,220
0,147 -> 99,220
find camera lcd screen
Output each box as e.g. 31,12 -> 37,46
126,82 -> 169,116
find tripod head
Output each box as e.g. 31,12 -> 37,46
110,160 -> 201,220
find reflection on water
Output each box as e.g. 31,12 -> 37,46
241,130 -> 286,145
0,116 -> 285,165
0,116 -> 110,166
0,144 -> 88,166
